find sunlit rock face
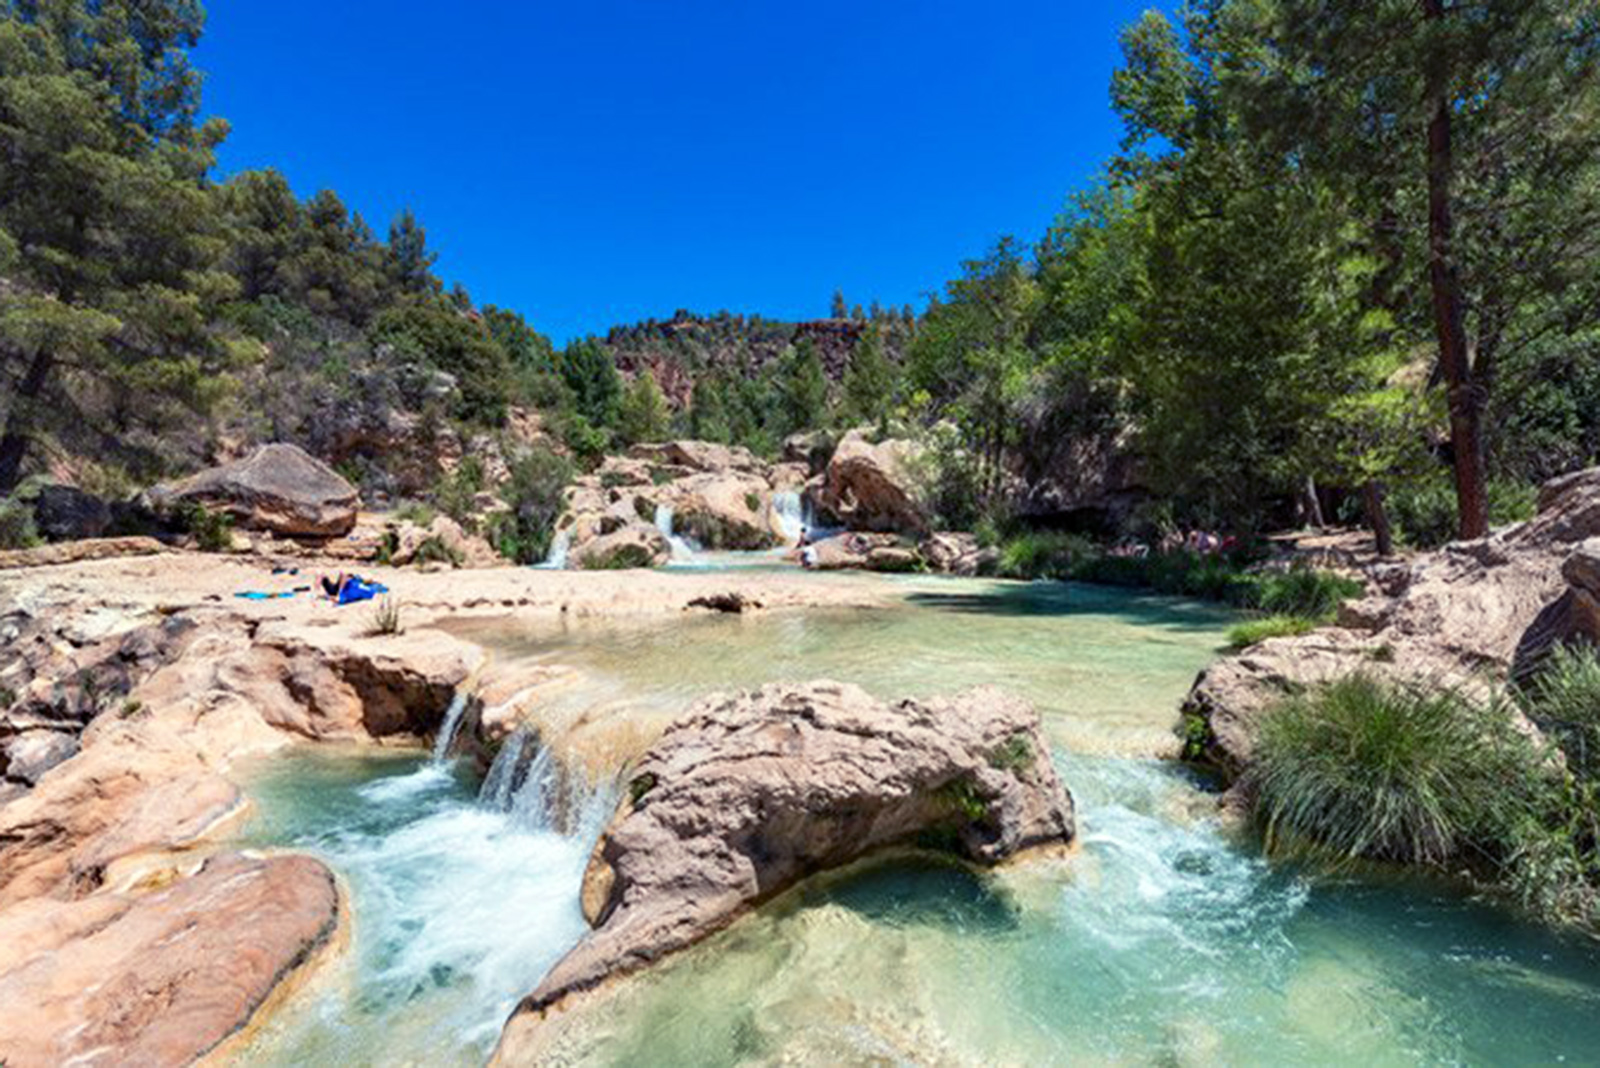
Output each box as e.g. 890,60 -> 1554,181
493,680 -> 1073,1062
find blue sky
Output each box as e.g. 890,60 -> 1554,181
198,1 -> 1159,343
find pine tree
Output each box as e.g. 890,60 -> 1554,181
841,327 -> 897,429
0,10 -> 234,492
386,209 -> 439,296
776,340 -> 830,437
830,289 -> 848,319
617,370 -> 672,445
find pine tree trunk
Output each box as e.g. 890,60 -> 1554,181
1302,474 -> 1326,529
0,348 -> 54,495
1364,480 -> 1395,557
1423,0 -> 1490,540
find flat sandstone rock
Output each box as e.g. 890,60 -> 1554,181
0,852 -> 340,1067
493,680 -> 1073,1062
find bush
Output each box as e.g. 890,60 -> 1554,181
1227,615 -> 1317,649
1390,473 -> 1543,549
996,531 -> 1097,580
434,456 -> 485,531
1250,567 -> 1364,619
411,534 -> 463,568
489,447 -> 574,565
0,497 -> 40,550
1518,644 -> 1600,782
1249,675 -> 1537,865
185,504 -> 234,553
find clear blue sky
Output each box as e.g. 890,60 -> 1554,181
197,1 -> 1159,343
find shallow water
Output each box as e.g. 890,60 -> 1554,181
234,571 -> 1600,1065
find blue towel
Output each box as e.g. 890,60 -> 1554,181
337,578 -> 389,606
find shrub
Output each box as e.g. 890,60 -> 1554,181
1249,675 -> 1537,865
1250,567 -> 1364,619
1227,615 -> 1317,649
489,447 -> 574,565
1391,473 -> 1543,549
1518,644 -> 1600,782
579,543 -> 656,570
743,491 -> 761,513
0,497 -> 40,550
185,504 -> 234,553
434,456 -> 486,531
412,534 -> 463,568
996,531 -> 1097,581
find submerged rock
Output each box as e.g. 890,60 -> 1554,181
493,681 -> 1073,1060
0,852 -> 339,1066
147,442 -> 358,538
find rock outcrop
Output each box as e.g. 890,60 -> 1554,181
810,428 -> 927,535
0,852 -> 340,1067
147,442 -> 359,538
571,522 -> 672,570
1183,467 -> 1600,781
555,440 -> 799,563
494,682 -> 1073,1059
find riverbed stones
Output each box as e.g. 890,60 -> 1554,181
494,681 -> 1073,1058
0,852 -> 340,1067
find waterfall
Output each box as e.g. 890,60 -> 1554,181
537,527 -> 572,570
479,726 -> 532,808
772,491 -> 804,544
431,690 -> 470,763
478,728 -> 615,837
654,503 -> 700,563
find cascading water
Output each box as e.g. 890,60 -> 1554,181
237,573 -> 1600,1064
772,490 -> 804,544
430,690 -> 470,762
654,502 -> 701,564
536,527 -> 572,570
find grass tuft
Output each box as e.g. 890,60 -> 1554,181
1249,674 -> 1535,866
1227,615 -> 1318,649
366,596 -> 404,636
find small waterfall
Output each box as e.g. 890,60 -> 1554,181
538,527 -> 573,570
478,727 -> 615,837
773,491 -> 804,544
654,503 -> 700,563
479,726 -> 532,808
431,690 -> 470,762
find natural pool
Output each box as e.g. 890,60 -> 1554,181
231,574 -> 1600,1065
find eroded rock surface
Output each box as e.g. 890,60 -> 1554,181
1184,466 -> 1600,780
0,852 -> 340,1067
810,428 -> 927,535
494,681 -> 1073,1059
148,442 -> 359,537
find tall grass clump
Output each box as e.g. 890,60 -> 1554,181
366,596 -> 404,637
1508,645 -> 1600,928
1250,567 -> 1364,619
1249,675 -> 1536,866
996,531 -> 1097,580
1518,643 -> 1600,781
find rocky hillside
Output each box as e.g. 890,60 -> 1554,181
602,309 -> 914,407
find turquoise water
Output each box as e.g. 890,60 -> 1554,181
234,573 -> 1600,1065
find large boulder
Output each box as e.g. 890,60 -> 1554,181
668,472 -> 784,550
0,852 -> 339,1066
812,429 -> 928,534
148,443 -> 359,538
31,484 -> 111,542
390,514 -> 500,569
494,681 -> 1073,1057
